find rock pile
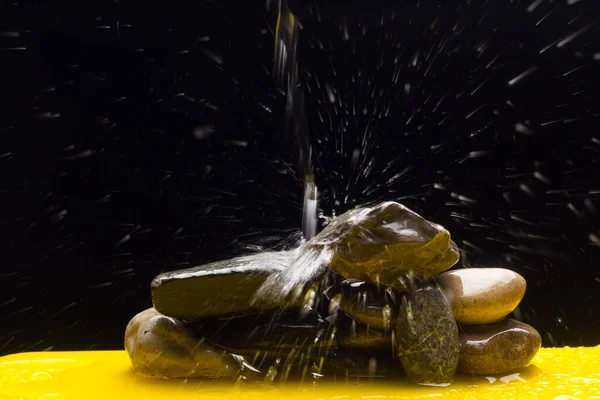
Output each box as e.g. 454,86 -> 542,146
125,202 -> 541,385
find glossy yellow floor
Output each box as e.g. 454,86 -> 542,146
1,347 -> 599,400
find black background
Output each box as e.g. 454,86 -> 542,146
1,0 -> 599,356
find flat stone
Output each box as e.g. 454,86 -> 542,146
124,308 -> 240,378
325,279 -> 396,330
308,202 -> 459,288
437,268 -> 526,325
396,285 -> 459,385
151,251 -> 296,320
458,318 -> 541,375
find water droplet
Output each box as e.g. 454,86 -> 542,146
329,294 -> 342,315
192,125 -> 215,140
382,304 -> 392,332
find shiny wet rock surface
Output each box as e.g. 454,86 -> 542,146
151,251 -> 297,320
124,308 -> 240,378
309,202 -> 460,287
457,318 -> 542,375
437,268 -> 526,325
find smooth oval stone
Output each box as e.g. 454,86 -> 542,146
437,268 -> 526,325
124,308 -> 240,378
396,285 -> 459,385
308,202 -> 459,288
151,251 -> 297,320
458,318 -> 542,375
325,279 -> 397,330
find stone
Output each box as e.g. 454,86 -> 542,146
325,278 -> 396,330
308,201 -> 460,288
436,268 -> 526,325
457,318 -> 541,375
151,251 -> 296,320
124,308 -> 240,378
395,284 -> 459,385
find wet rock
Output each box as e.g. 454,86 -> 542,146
308,202 -> 459,288
458,318 -> 541,375
395,284 -> 459,385
437,268 -> 526,325
152,251 -> 296,320
325,278 -> 397,330
124,308 -> 240,378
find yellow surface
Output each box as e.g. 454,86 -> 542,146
1,347 -> 599,400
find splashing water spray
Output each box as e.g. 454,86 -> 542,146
273,0 -> 318,240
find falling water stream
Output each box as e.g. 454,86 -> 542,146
273,0 -> 318,241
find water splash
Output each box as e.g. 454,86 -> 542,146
252,243 -> 333,304
318,209 -> 337,226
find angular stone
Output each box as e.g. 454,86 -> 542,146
396,285 -> 459,385
124,308 -> 240,378
325,279 -> 397,330
308,202 -> 459,288
151,251 -> 296,320
437,268 -> 526,325
458,318 -> 541,375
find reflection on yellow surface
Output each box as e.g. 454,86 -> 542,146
1,346 -> 599,400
